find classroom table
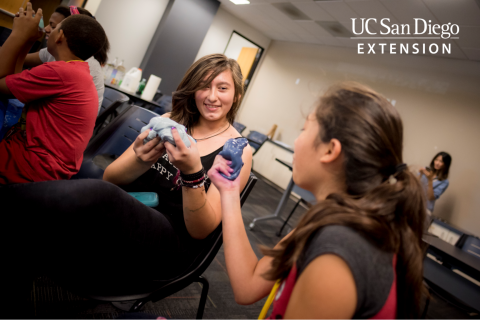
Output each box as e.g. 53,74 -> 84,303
104,82 -> 163,110
249,158 -> 295,230
423,234 -> 480,312
423,234 -> 480,281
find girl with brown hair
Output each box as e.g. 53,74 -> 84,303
102,52 -> 252,243
419,151 -> 452,213
208,82 -> 427,318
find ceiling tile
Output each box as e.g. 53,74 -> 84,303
422,0 -> 480,26
318,36 -> 343,46
281,19 -> 313,35
380,0 -> 440,24
217,1 -> 477,61
291,2 -> 336,21
296,21 -> 334,37
256,3 -> 291,20
456,26 -> 480,49
315,1 -> 359,22
460,47 -> 480,61
347,0 -> 399,22
336,37 -> 360,48
299,34 -> 324,44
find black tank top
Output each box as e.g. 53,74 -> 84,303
121,144 -> 225,244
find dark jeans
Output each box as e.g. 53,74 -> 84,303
0,179 -> 183,311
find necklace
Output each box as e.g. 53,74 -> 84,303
193,123 -> 231,141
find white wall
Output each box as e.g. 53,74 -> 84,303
84,0 -> 102,16
94,0 -> 169,71
195,7 -> 271,61
239,40 -> 480,236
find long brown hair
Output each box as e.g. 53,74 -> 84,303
170,54 -> 244,129
263,82 -> 427,318
429,151 -> 452,181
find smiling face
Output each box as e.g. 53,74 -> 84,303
433,155 -> 444,171
194,69 -> 236,123
44,12 -> 65,40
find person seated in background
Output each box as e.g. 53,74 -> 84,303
419,151 -> 452,214
0,3 -> 107,184
208,82 -> 427,318
22,5 -> 109,114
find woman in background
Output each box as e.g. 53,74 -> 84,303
209,82 -> 427,318
419,151 -> 452,213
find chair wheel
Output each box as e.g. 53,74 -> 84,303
249,222 -> 255,230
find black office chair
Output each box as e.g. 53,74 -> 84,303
72,105 -> 159,179
64,173 -> 257,319
233,121 -> 246,134
94,87 -> 130,137
276,185 -> 316,237
246,130 -> 268,155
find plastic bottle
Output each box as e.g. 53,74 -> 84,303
120,68 -> 142,92
136,78 -> 147,95
114,60 -> 126,86
105,57 -> 117,82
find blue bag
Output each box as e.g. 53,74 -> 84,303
0,99 -> 25,140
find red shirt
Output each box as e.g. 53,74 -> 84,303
268,257 -> 397,319
0,61 -> 97,184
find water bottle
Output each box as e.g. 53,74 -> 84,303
136,78 -> 147,95
114,60 -> 126,86
105,57 -> 117,82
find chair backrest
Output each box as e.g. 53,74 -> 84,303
94,88 -> 130,137
246,130 -> 268,155
459,235 -> 480,260
99,87 -> 130,115
233,121 -> 246,134
72,105 -> 159,179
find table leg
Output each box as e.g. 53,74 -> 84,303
249,178 -> 295,230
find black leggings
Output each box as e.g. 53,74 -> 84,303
1,179 -> 184,286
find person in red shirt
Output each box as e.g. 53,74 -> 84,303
0,3 -> 107,184
209,82 -> 427,319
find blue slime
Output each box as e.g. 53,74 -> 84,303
141,117 -> 193,147
218,138 -> 249,180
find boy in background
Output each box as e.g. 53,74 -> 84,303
0,2 -> 107,184
23,5 -> 108,113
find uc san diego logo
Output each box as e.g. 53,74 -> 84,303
351,18 -> 459,55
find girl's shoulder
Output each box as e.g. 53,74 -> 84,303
298,225 -> 395,318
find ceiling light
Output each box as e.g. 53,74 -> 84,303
230,0 -> 250,4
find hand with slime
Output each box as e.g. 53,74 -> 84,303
218,138 -> 249,180
141,117 -> 193,148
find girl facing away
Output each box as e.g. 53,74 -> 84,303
208,82 -> 427,319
